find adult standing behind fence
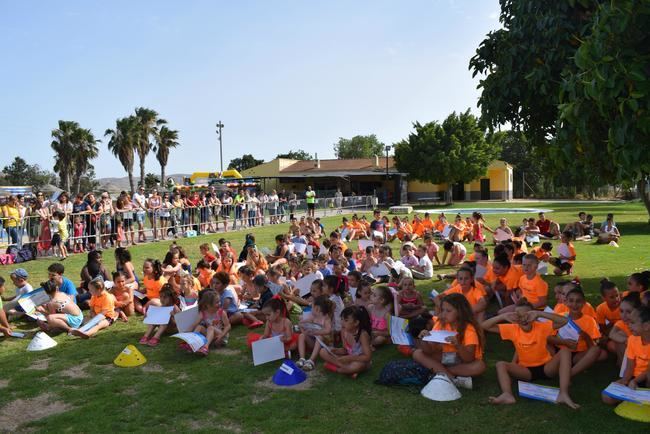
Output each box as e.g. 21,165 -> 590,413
132,186 -> 148,243
305,186 -> 316,218
1,195 -> 21,247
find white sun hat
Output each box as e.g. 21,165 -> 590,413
421,373 -> 462,401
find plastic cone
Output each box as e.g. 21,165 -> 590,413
614,401 -> 650,423
272,360 -> 307,386
114,344 -> 147,367
26,332 -> 57,351
421,374 -> 462,401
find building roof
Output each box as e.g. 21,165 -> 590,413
281,157 -> 395,173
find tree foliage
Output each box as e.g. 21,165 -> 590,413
154,125 -> 180,187
228,154 -> 264,173
144,173 -> 160,190
134,107 -> 166,189
334,135 -> 385,159
51,120 -> 100,194
105,116 -> 139,194
1,157 -> 57,188
276,150 -> 313,160
394,110 -> 500,191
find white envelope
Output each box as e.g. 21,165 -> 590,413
369,263 -> 390,277
518,381 -> 559,404
390,316 -> 413,346
557,318 -> 580,342
295,273 -> 320,297
143,306 -> 174,325
174,305 -> 200,333
252,335 -> 285,366
602,382 -> 650,404
306,245 -> 314,259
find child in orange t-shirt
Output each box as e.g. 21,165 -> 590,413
71,279 -> 117,339
482,300 -> 579,409
530,242 -> 553,262
136,258 -> 166,314
595,278 -> 621,339
602,304 -> 650,405
551,231 -> 576,276
504,254 -> 548,312
199,243 -> 218,266
441,267 -> 487,322
413,293 -> 486,388
548,287 -> 604,377
608,292 -> 642,366
196,260 -> 216,289
553,280 -> 596,318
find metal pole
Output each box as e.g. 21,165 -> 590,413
216,121 -> 224,172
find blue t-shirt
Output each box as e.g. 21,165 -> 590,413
347,259 -> 357,272
220,287 -> 239,314
319,267 -> 332,277
59,277 -> 78,303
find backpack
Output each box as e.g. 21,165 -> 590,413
375,360 -> 432,387
14,245 -> 36,263
0,254 -> 14,265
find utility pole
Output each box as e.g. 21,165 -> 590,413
216,121 -> 224,173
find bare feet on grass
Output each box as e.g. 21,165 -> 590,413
488,393 -> 516,405
70,329 -> 90,339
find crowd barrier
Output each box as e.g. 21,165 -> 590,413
0,195 -> 375,255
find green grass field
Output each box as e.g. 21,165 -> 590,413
1,201 -> 649,433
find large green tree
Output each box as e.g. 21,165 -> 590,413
394,110 -> 500,199
105,116 -> 139,194
51,120 -> 80,192
228,154 -> 264,173
276,150 -> 313,160
134,107 -> 167,189
1,157 -> 56,188
334,134 -> 385,159
154,125 -> 180,187
72,128 -> 100,194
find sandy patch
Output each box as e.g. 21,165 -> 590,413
122,388 -> 138,396
27,358 -> 50,371
165,372 -> 188,384
254,370 -> 323,391
141,363 -> 164,373
251,394 -> 270,404
214,422 -> 243,433
59,362 -> 90,379
0,393 -> 72,431
214,348 -> 241,357
0,380 -> 8,389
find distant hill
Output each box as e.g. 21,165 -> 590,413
97,174 -> 189,192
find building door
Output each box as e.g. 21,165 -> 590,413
452,182 -> 465,201
480,178 -> 490,200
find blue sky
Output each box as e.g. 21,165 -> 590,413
0,0 -> 500,178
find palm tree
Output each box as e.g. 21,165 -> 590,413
72,128 -> 100,194
154,126 -> 179,186
134,107 -> 167,188
51,120 -> 80,192
105,116 -> 139,194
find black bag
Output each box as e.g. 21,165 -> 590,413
14,245 -> 36,263
5,245 -> 18,258
375,360 -> 432,387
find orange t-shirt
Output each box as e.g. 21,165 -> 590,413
198,269 -> 215,289
143,275 -> 166,299
595,302 -> 621,326
434,220 -> 446,233
412,221 -> 425,237
530,246 -> 550,261
567,314 -> 601,352
499,321 -> 554,367
518,274 -> 549,306
554,302 -> 597,318
613,320 -> 632,337
89,291 -> 117,320
422,218 -> 434,233
625,335 -> 650,377
484,266 -> 522,291
443,283 -> 487,307
433,320 -> 483,360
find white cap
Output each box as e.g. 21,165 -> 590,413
421,374 -> 462,401
27,332 -> 58,351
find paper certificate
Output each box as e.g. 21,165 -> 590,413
18,288 -> 50,319
77,314 -> 106,334
557,318 -> 580,342
251,336 -> 285,366
315,336 -> 336,357
295,273 -> 320,297
389,316 -> 413,346
172,332 -> 207,352
174,305 -> 199,333
133,291 -> 146,300
518,381 -> 559,404
422,330 -> 457,344
143,306 -> 174,325
602,383 -> 650,404
368,264 -> 390,277
358,240 -> 375,251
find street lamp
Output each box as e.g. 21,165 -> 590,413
385,145 -> 391,179
216,121 -> 225,173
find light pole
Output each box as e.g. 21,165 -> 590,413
216,121 -> 224,173
384,145 -> 391,179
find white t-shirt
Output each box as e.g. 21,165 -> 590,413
418,255 -> 433,278
268,194 -> 279,209
132,193 -> 146,211
329,294 -> 344,332
15,283 -> 34,297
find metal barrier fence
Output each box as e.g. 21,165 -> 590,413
0,195 -> 375,255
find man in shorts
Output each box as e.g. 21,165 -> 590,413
305,186 -> 316,218
132,186 -> 148,243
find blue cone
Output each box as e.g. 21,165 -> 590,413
272,359 -> 307,386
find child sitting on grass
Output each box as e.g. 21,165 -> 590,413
71,278 -> 118,339
37,280 -> 83,334
111,272 -> 133,320
550,231 -> 576,276
397,277 -> 426,319
367,286 -> 393,348
482,300 -> 580,409
297,295 -> 334,371
608,292 -> 641,366
595,278 -> 621,346
318,305 -> 373,379
185,290 -> 231,356
139,284 -> 180,347
248,298 -> 299,354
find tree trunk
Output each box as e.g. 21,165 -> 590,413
637,177 -> 650,224
139,157 -> 145,189
128,171 -> 135,195
65,172 -> 71,193
160,166 -> 166,191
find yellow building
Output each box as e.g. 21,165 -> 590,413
242,157 -> 512,204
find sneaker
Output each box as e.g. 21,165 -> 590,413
296,358 -> 306,368
453,376 -> 473,390
303,360 -> 315,371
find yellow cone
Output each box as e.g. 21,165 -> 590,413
114,344 -> 147,368
614,401 -> 650,423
